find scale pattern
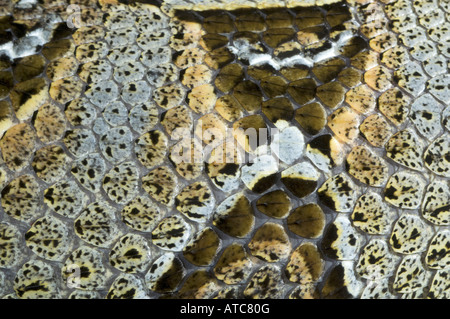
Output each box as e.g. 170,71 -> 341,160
0,0 -> 448,299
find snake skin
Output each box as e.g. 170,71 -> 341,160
0,0 -> 448,299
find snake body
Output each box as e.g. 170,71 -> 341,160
0,0 -> 448,299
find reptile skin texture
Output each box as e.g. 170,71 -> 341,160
0,0 -> 448,299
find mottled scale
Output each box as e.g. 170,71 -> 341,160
161,105 -> 193,139
64,128 -> 96,158
100,126 -> 133,163
32,145 -> 69,184
104,10 -> 135,30
428,270 -> 450,299
423,55 -> 447,77
121,196 -> 162,233
180,64 -> 212,89
85,80 -> 119,109
398,25 -> 428,47
14,260 -> 60,299
103,162 -> 139,205
381,46 -> 410,69
384,171 -> 426,209
0,223 -> 23,268
109,234 -> 151,273
327,107 -> 361,144
356,239 -> 399,280
0,123 -> 36,171
61,246 -> 108,290
152,215 -> 191,252
74,202 -> 119,248
135,9 -> 169,33
121,81 -> 151,105
425,231 -> 450,270
305,134 -> 343,173
129,103 -> 159,135
214,243 -> 252,285
71,153 -> 106,193
410,94 -> 444,140
204,140 -> 242,193
78,59 -> 112,83
248,222 -> 291,262
360,114 -> 394,148
1,174 -> 41,222
106,274 -> 148,299
345,85 -> 376,114
106,27 -> 138,48
346,145 -> 389,187
153,83 -> 186,110
241,155 -> 278,194
390,214 -> 432,254
360,279 -> 395,299
321,262 -> 363,299
427,74 -> 450,103
169,138 -> 203,180
135,130 -> 168,169
378,88 -> 411,126
113,61 -> 145,83
194,113 -> 227,146
421,181 -> 450,226
145,253 -> 185,293
102,101 -> 127,127
75,42 -> 108,63
142,166 -> 178,207
281,161 -> 319,198
385,129 -> 424,170
285,243 -> 323,284
244,265 -> 284,299
369,32 -> 397,53
65,98 -> 97,127
25,215 -> 71,262
351,193 -> 396,235
175,182 -> 215,223
109,45 -> 141,66
393,255 -> 430,294
137,29 -> 171,50
174,48 -> 205,69
423,135 -> 450,178
394,62 -> 428,97
46,57 -> 78,81
44,179 -> 88,219
72,25 -> 105,45
213,192 -> 254,238
321,215 -> 363,260
318,173 -> 359,213
147,63 -> 178,87
34,103 -> 66,144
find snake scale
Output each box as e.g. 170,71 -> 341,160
0,0 -> 448,299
